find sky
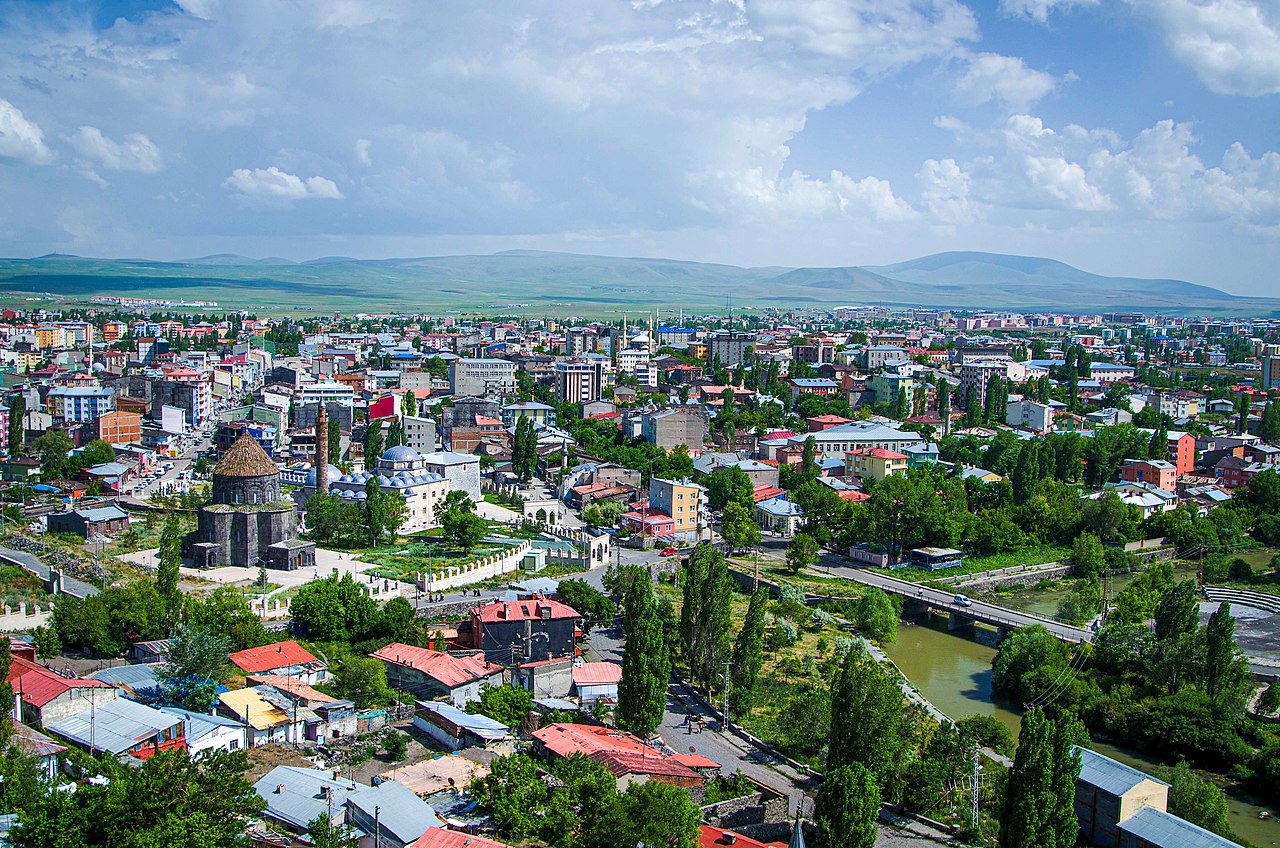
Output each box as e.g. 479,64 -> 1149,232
1,0 -> 1279,295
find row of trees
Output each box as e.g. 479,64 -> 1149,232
305,481 -> 408,548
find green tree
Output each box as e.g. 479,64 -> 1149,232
992,625 -> 1072,705
157,623 -> 230,711
466,685 -> 533,728
0,636 -> 11,743
998,709 -> 1085,848
11,748 -> 264,848
334,656 -> 390,707
618,576 -> 670,737
1153,579 -> 1198,642
720,501 -> 761,553
680,543 -> 732,692
183,586 -> 271,652
155,515 -> 184,620
729,589 -> 768,706
1056,576 -> 1102,626
289,573 -> 379,642
30,625 -> 60,661
780,686 -> 832,755
704,466 -> 753,513
1154,760 -> 1239,843
7,394 -> 24,455
814,763 -> 880,848
582,499 -> 627,528
441,495 -> 488,552
327,417 -> 341,462
385,415 -> 404,448
31,428 -> 73,479
1204,602 -> 1251,720
377,596 -> 417,642
855,588 -> 899,643
307,813 -> 360,848
556,579 -> 616,634
400,389 -> 417,418
828,650 -> 905,786
363,421 -> 384,471
785,532 -> 819,574
1069,532 -> 1105,578
621,780 -> 702,848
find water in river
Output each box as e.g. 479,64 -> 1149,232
880,614 -> 1280,847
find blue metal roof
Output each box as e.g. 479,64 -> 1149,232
1077,747 -> 1166,797
415,701 -> 511,741
1119,805 -> 1238,848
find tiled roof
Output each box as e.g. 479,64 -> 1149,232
229,640 -> 319,674
474,595 -> 580,624
410,828 -> 510,848
9,656 -> 112,707
214,431 -> 278,478
532,723 -> 706,781
370,644 -> 501,689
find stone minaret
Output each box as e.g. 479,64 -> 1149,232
314,402 -> 329,496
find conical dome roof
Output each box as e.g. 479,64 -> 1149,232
214,432 -> 279,478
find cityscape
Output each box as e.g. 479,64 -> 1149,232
2,2 -> 1280,848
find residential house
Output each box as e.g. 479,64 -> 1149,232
229,640 -> 328,684
754,496 -> 803,536
531,723 -> 709,794
1137,429 -> 1196,476
409,829 -> 509,848
648,477 -> 704,544
572,662 -> 622,703
345,779 -> 445,848
8,656 -> 118,726
46,505 -> 130,539
46,697 -> 186,760
469,595 -> 580,666
1119,459 -> 1178,492
844,448 -> 909,483
413,700 -> 514,751
255,766 -> 361,834
160,707 -> 247,755
370,644 -> 504,706
216,687 -> 306,746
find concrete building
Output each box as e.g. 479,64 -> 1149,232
402,414 -> 440,453
328,446 -> 450,534
640,406 -> 709,451
707,331 -> 754,366
1261,344 -> 1280,391
8,656 -> 119,727
47,505 -> 130,539
649,477 -> 704,544
555,359 -> 605,404
845,448 -> 909,483
469,595 -> 580,666
97,410 -> 142,445
501,401 -> 555,429
47,386 -> 114,423
1006,399 -> 1061,433
1119,459 -> 1178,491
449,358 -> 516,398
420,450 -> 482,501
784,421 -> 924,459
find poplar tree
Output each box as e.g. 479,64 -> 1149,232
680,543 -> 732,692
327,418 -> 341,462
814,763 -> 879,848
363,421 -> 384,472
619,574 -> 669,737
1205,602 -> 1250,719
156,517 -> 183,629
400,390 -> 417,417
729,589 -> 767,703
828,649 -> 905,786
7,394 -> 24,455
998,708 -> 1084,848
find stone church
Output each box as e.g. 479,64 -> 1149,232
184,432 -> 315,570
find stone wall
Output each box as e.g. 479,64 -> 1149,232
0,602 -> 51,631
415,540 -> 532,592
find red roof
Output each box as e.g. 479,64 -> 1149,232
8,656 -> 111,708
473,595 -> 580,624
532,723 -> 708,781
572,662 -> 622,686
752,485 -> 785,502
370,644 -> 502,689
229,640 -> 319,675
847,447 -> 908,460
699,826 -> 787,848
837,490 -> 871,502
410,828 -> 510,848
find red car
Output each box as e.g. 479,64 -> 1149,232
659,547 -> 677,557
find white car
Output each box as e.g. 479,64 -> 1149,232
953,593 -> 974,608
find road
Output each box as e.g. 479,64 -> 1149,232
823,562 -> 1095,644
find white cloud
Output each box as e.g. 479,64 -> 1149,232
71,126 -> 162,173
223,167 -> 344,201
999,0 -> 1099,22
1133,0 -> 1280,95
355,138 -> 373,166
0,99 -> 52,164
927,113 -> 1280,226
954,52 -> 1061,111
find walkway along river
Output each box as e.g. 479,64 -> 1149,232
878,612 -> 1280,848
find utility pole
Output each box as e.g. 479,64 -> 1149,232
374,805 -> 380,848
970,746 -> 981,838
722,660 -> 732,733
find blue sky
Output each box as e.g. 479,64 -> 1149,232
1,0 -> 1278,295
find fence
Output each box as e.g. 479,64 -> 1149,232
415,539 -> 533,592
0,602 -> 52,631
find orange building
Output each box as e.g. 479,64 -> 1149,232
98,410 -> 142,445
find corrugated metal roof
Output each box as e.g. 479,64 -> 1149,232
88,663 -> 164,704
347,780 -> 442,843
1077,747 -> 1167,797
254,766 -> 358,831
46,697 -> 180,755
415,701 -> 511,741
1119,805 -> 1238,848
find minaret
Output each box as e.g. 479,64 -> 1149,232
314,402 -> 329,496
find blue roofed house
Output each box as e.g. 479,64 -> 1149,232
346,779 -> 443,848
255,766 -> 359,834
46,505 -> 130,539
413,700 -> 513,752
755,496 -> 802,537
160,707 -> 246,756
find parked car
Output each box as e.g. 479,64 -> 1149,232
659,547 -> 677,557
953,593 -> 973,607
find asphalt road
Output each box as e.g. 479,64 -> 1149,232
823,562 -> 1095,644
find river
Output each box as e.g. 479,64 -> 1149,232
880,614 -> 1280,847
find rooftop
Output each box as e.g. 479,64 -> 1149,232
371,644 -> 502,689
229,640 -> 320,675
214,431 -> 279,478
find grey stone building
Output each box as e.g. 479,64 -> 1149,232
640,406 -> 709,450
185,432 -> 315,570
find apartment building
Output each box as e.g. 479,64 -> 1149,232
845,448 -> 909,483
555,359 -> 605,404
47,386 -> 114,423
640,406 -> 708,451
449,358 -> 516,398
707,331 -> 754,366
648,477 -> 704,544
97,410 -> 143,445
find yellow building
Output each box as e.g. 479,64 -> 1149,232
845,448 -> 908,483
648,477 -> 703,544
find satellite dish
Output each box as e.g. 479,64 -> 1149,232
689,746 -> 696,754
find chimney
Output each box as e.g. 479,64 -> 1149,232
275,784 -> 285,794
723,834 -> 737,846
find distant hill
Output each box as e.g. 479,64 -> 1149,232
0,249 -> 1272,316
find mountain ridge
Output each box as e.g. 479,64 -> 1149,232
0,250 -> 1271,316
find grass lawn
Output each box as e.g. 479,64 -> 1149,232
0,565 -> 50,608
105,512 -> 196,556
358,538 -> 518,580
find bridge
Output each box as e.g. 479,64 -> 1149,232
821,563 -> 1095,645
